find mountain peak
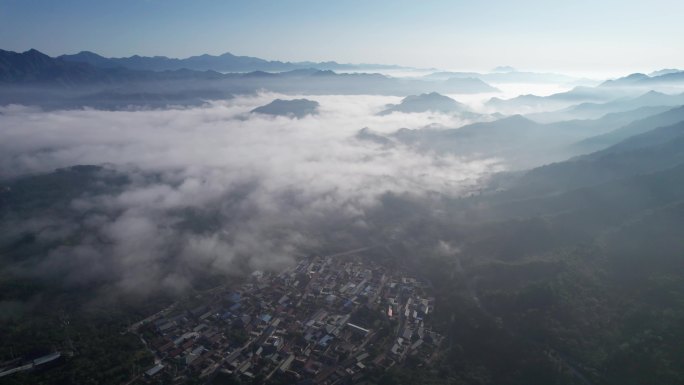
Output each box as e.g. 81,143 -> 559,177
73,51 -> 106,59
491,66 -> 517,73
251,98 -> 320,118
23,48 -> 48,57
600,72 -> 650,87
500,114 -> 535,124
378,92 -> 468,115
636,90 -> 667,100
406,92 -> 453,101
625,73 -> 649,80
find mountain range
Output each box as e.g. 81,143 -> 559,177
571,105 -> 684,153
0,49 -> 500,109
360,105 -> 680,170
600,71 -> 684,87
0,48 -> 225,85
424,70 -> 590,85
531,90 -> 684,121
59,50 -> 408,73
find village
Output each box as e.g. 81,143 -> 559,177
130,253 -> 442,384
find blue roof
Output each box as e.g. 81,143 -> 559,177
145,364 -> 164,377
318,335 -> 334,346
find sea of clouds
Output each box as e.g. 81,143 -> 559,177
0,94 -> 502,294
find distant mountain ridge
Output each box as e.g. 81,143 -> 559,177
424,69 -> 586,85
550,90 -> 684,120
362,106 -> 675,170
0,48 -> 116,85
0,48 -> 224,85
600,71 -> 684,87
649,68 -> 683,77
59,50 -> 409,73
571,105 -> 684,153
486,86 -> 621,112
0,49 -> 501,109
502,119 -> 684,199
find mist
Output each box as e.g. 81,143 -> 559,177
0,93 -> 500,295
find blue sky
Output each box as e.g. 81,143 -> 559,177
1,0 -> 683,75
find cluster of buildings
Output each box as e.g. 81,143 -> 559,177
133,254 -> 442,384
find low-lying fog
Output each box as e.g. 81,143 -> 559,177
0,93 -> 502,294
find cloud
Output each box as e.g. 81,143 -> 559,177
0,94 -> 502,295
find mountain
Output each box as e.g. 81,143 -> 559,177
487,86 -> 637,116
555,90 -> 684,120
390,115 -> 554,169
572,105 -> 684,153
486,94 -> 547,111
491,66 -> 517,73
443,77 -> 500,92
601,71 -> 684,87
0,48 -> 115,85
0,48 -> 224,85
425,70 -> 584,85
378,92 -> 469,115
355,127 -> 393,146
502,120 -> 684,198
59,50 -> 407,73
385,106 -> 676,170
436,115 -> 684,385
219,69 -> 499,95
68,89 -> 233,110
646,71 -> 684,84
649,68 -> 683,77
58,50 -> 113,67
525,89 -> 684,123
599,73 -> 650,87
250,98 -> 319,118
0,49 -> 501,109
450,112 -> 684,257
0,49 -> 236,109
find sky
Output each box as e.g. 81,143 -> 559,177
1,0 -> 683,75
